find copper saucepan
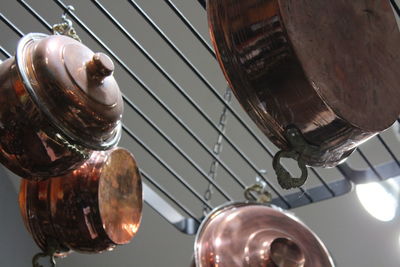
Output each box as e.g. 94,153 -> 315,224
207,0 -> 400,172
19,147 -> 142,258
0,33 -> 123,178
195,203 -> 334,267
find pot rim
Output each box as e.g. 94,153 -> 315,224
193,201 -> 334,267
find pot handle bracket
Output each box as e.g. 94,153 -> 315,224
32,238 -> 63,267
272,126 -> 319,190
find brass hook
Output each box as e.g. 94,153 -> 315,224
32,252 -> 56,267
244,179 -> 272,204
272,126 -> 315,190
52,5 -> 81,42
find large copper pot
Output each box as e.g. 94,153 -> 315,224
0,33 -> 123,178
19,148 -> 142,257
208,0 -> 400,168
195,203 -> 334,267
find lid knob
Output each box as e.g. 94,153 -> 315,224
270,238 -> 305,267
86,52 -> 114,82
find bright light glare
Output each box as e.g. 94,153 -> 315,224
356,180 -> 399,222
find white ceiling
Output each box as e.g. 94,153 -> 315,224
0,0 -> 400,266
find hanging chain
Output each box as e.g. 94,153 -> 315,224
203,87 -> 232,214
52,5 -> 81,42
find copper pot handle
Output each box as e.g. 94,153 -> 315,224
272,126 -> 319,189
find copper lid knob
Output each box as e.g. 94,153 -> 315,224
87,52 -> 114,82
270,238 -> 306,267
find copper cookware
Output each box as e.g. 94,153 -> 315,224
195,203 -> 334,267
208,0 -> 400,181
19,147 -> 142,257
0,32 -> 123,178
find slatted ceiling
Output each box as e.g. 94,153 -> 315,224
0,0 -> 399,234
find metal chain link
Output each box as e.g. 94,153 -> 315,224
203,87 -> 232,214
52,5 -> 81,42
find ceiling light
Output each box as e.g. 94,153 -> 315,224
356,178 -> 400,222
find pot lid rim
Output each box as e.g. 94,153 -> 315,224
15,32 -> 121,150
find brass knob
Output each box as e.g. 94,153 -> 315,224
86,52 -> 114,82
270,238 -> 306,267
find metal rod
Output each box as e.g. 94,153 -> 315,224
53,0 -> 291,208
17,0 -> 236,199
163,0 -> 215,58
90,0 -> 291,207
141,170 -> 200,222
357,149 -> 383,181
376,134 -> 400,168
159,0 -> 334,197
122,124 -> 213,209
0,13 -> 213,211
197,0 -> 206,9
390,0 -> 400,17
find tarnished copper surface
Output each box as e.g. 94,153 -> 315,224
0,33 -> 123,178
208,0 -> 400,167
19,148 -> 143,255
99,149 -> 142,244
195,203 -> 334,267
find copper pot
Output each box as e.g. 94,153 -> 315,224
0,33 -> 123,178
19,147 -> 142,256
195,203 -> 334,267
208,0 -> 400,168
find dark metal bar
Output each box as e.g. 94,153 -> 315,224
390,0 -> 400,17
338,161 -> 400,184
17,0 -> 52,29
142,183 -> 200,234
0,46 -> 12,58
0,13 -> 24,36
144,0 -> 334,198
141,170 -> 200,222
53,0 -> 291,208
357,149 -> 383,181
198,0 -> 206,9
121,124 -> 213,209
376,134 -> 400,168
0,13 -> 213,211
163,0 -> 215,58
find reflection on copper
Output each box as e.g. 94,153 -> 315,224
0,33 -> 123,178
195,203 -> 334,267
208,0 -> 400,167
19,148 -> 143,256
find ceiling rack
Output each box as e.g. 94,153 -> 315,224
0,0 -> 399,235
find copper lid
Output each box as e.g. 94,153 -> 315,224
195,203 -> 334,267
16,33 -> 123,150
98,148 -> 143,245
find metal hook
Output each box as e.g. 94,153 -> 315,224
32,252 -> 56,267
52,5 -> 81,42
272,126 -> 315,190
244,180 -> 272,204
